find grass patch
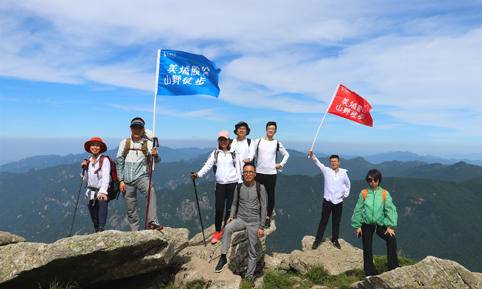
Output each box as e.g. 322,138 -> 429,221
184,280 -> 206,289
306,266 -> 365,288
374,255 -> 416,274
263,270 -> 296,289
38,281 -> 80,289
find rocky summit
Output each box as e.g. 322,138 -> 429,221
0,224 -> 481,289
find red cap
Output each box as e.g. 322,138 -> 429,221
84,137 -> 107,154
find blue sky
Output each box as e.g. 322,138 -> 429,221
1,1 -> 482,163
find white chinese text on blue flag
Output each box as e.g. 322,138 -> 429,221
158,50 -> 221,97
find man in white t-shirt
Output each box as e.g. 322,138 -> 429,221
250,121 -> 289,228
307,150 -> 351,250
230,121 -> 255,168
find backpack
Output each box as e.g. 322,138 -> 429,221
122,138 -> 149,163
253,138 -> 279,166
233,182 -> 262,218
361,188 -> 387,203
88,156 -> 121,201
212,149 -> 237,174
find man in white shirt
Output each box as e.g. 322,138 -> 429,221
251,121 -> 289,228
230,121 -> 255,166
308,150 -> 351,249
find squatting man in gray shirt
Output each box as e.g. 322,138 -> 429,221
215,163 -> 268,282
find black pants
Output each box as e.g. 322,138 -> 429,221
361,223 -> 399,276
315,199 -> 343,241
255,173 -> 277,218
88,199 -> 108,232
215,183 -> 237,232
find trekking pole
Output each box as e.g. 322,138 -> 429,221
68,168 -> 85,237
191,176 -> 207,246
145,137 -> 159,229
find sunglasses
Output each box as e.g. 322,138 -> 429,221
366,178 -> 378,183
243,171 -> 255,175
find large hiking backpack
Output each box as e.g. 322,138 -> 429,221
233,182 -> 262,218
89,156 -> 121,200
122,138 -> 149,161
253,138 -> 280,166
212,149 -> 237,174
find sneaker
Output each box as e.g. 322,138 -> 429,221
332,239 -> 341,249
215,255 -> 228,273
264,217 -> 271,228
147,222 -> 163,231
311,239 -> 321,250
211,230 -> 223,244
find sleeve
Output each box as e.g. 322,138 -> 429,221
310,154 -> 327,174
197,151 -> 216,178
235,153 -> 243,183
343,172 -> 351,198
229,186 -> 239,219
259,184 -> 268,229
278,142 -> 289,167
248,139 -> 259,161
383,191 -> 398,228
248,140 -> 256,162
98,158 -> 111,194
351,192 -> 365,228
116,139 -> 126,182
147,140 -> 160,163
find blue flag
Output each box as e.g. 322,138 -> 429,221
157,49 -> 221,97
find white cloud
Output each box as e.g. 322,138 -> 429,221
1,0 -> 482,134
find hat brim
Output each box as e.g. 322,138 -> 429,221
84,141 -> 107,154
217,136 -> 229,140
234,125 -> 250,135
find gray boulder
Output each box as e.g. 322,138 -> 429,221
266,236 -> 363,275
0,228 -> 189,289
351,256 -> 482,289
0,231 -> 25,246
174,219 -> 276,288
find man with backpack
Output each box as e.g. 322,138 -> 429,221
231,121 -> 255,166
116,117 -> 162,231
81,137 -> 112,232
215,163 -> 267,283
307,150 -> 350,250
250,121 -> 289,228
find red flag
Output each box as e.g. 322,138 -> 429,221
327,84 -> 373,127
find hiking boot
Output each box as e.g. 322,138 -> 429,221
311,239 -> 321,250
332,239 -> 341,249
211,230 -> 223,244
215,255 -> 228,273
147,222 -> 163,231
264,217 -> 271,229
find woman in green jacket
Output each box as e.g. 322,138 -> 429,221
351,169 -> 399,276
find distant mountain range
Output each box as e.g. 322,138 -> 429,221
364,151 -> 482,166
0,152 -> 481,272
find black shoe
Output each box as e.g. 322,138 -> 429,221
215,255 -> 228,273
311,239 -> 321,250
147,222 -> 164,231
332,239 -> 341,249
264,217 -> 271,228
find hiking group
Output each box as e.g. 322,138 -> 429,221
79,117 -> 400,281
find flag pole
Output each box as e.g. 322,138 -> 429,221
309,84 -> 340,152
145,49 -> 161,229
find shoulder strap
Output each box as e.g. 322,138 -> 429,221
254,139 -> 261,165
141,141 -> 149,160
235,183 -> 242,217
247,138 -> 252,146
276,140 -> 280,152
231,151 -> 236,167
362,189 -> 368,201
382,190 -> 387,203
256,182 -> 261,203
122,138 -> 131,158
214,149 -> 220,165
94,155 -> 108,174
